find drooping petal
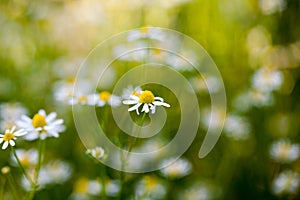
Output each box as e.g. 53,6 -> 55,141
142,103 -> 150,113
9,140 -> 15,146
154,97 -> 164,102
2,141 -> 9,150
153,101 -> 170,107
128,103 -> 142,112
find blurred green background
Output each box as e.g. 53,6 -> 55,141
1,0 -> 300,199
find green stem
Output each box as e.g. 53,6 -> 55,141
100,165 -> 107,200
11,146 -> 34,185
27,138 -> 46,200
119,112 -> 147,200
6,173 -> 20,200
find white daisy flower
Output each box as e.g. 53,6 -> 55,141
86,146 -> 105,160
159,157 -> 192,179
0,126 -> 27,150
135,175 -> 167,199
272,170 -> 300,195
252,67 -> 283,92
17,109 -> 65,141
0,102 -> 28,121
259,0 -> 286,15
270,139 -> 300,163
224,114 -> 251,141
87,91 -> 121,107
10,148 -> 38,167
123,90 -> 170,115
69,95 -> 89,105
127,27 -> 165,42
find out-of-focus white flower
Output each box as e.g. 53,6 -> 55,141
17,109 -> 65,140
178,185 -> 210,200
166,50 -> 196,71
252,67 -> 283,92
127,27 -> 165,42
0,126 -> 27,150
86,146 -> 105,160
53,79 -> 92,103
69,95 -> 89,105
105,179 -> 121,197
0,102 -> 28,130
21,160 -> 72,191
270,139 -> 299,163
201,107 -> 226,130
135,175 -> 167,199
259,0 -> 286,15
39,160 -> 73,185
191,75 -> 222,93
272,170 -> 300,195
87,91 -> 121,107
122,85 -> 142,100
10,148 -> 38,168
160,157 -> 192,179
113,41 -> 148,62
123,90 -> 170,115
224,114 -> 251,140
0,102 -> 28,121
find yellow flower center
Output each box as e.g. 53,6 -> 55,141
32,114 -> 47,128
139,90 -> 154,103
140,27 -> 149,34
77,95 -> 87,103
74,177 -> 89,193
3,132 -> 14,142
99,91 -> 111,101
22,156 -> 30,167
144,176 -> 158,190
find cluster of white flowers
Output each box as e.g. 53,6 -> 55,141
70,177 -> 120,199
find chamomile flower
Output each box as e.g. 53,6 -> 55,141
0,102 -> 28,130
0,126 -> 27,150
270,139 -> 300,163
252,67 -> 283,92
159,157 -> 192,179
135,175 -> 167,199
10,148 -> 38,167
87,91 -> 121,107
17,109 -> 65,140
272,170 -> 300,195
123,90 -> 170,115
224,114 -> 251,140
86,146 -> 105,160
127,27 -> 165,42
69,95 -> 89,105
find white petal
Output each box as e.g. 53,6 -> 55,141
40,134 -> 47,140
11,126 -> 16,132
142,104 -> 150,113
48,131 -> 59,138
9,140 -> 15,146
154,97 -> 164,102
2,141 -> 9,150
153,101 -> 170,107
123,100 -> 138,105
0,138 -> 3,144
14,129 -> 28,136
21,115 -> 32,123
46,112 -> 57,123
51,119 -> 64,126
24,133 -> 39,141
128,103 -> 142,112
38,109 -> 46,116
97,101 -> 105,107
